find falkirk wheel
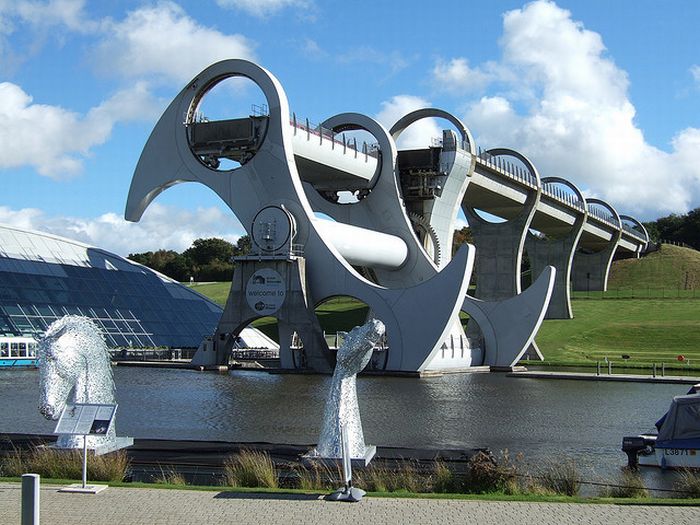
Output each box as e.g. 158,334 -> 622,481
125,59 -> 555,374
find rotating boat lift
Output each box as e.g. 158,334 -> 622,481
125,59 -> 555,373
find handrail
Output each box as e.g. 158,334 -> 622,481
290,112 -> 379,160
475,147 -> 538,190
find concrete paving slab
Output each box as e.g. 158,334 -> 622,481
1,482 -> 698,525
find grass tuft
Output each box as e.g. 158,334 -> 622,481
531,460 -> 580,496
223,449 -> 278,489
153,466 -> 187,486
432,460 -> 459,493
675,468 -> 700,498
0,447 -> 129,482
599,468 -> 648,498
294,462 -> 341,491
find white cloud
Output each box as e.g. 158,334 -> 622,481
434,0 -> 700,217
375,95 -> 442,149
691,64 -> 700,86
94,2 -> 256,84
0,81 -> 160,177
216,0 -> 312,18
0,0 -> 93,33
0,203 -> 245,256
0,0 -> 95,71
10,0 -> 94,32
432,58 -> 493,93
300,37 -> 327,60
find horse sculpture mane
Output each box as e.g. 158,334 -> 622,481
38,315 -> 117,449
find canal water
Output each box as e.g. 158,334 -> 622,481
0,367 -> 688,493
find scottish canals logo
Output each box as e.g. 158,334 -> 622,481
245,269 -> 286,315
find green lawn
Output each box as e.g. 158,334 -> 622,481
187,282 -> 231,306
536,298 -> 700,368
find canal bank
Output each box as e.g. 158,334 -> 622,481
508,370 -> 700,385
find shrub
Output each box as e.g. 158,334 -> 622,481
432,460 -> 459,493
223,449 -> 278,488
464,451 -> 518,494
533,460 -> 580,496
675,468 -> 700,498
599,468 -> 648,498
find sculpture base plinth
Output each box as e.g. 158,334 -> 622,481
94,436 -> 133,456
50,436 -> 134,456
326,486 -> 365,502
59,484 -> 108,494
302,445 -> 376,468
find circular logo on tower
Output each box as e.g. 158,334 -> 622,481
245,269 -> 285,315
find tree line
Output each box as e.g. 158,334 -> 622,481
643,207 -> 700,250
128,236 -> 251,282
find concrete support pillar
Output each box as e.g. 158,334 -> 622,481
462,150 -> 541,301
213,257 -> 333,372
527,235 -> 579,318
572,199 -> 622,293
525,177 -> 587,319
572,245 -> 619,292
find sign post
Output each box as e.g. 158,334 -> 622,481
54,403 -> 118,494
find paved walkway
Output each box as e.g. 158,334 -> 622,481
1,482 -> 699,525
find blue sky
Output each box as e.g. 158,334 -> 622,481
1,0 -> 699,255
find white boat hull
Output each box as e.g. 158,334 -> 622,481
639,446 -> 700,469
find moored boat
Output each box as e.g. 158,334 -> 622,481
0,336 -> 38,368
623,384 -> 700,469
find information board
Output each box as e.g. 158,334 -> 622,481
54,403 -> 117,436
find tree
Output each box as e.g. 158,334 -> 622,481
128,251 -> 153,267
452,226 -> 474,256
234,235 -> 252,256
644,208 -> 700,250
183,238 -> 235,266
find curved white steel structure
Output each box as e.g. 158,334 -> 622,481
126,59 -> 647,372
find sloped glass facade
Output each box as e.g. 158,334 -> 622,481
0,225 -> 222,348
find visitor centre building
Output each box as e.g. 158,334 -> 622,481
0,223 -> 222,348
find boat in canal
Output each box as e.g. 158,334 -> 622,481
623,384 -> 700,469
0,336 -> 38,368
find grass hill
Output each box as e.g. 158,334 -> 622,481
608,244 -> 700,291
538,244 -> 700,368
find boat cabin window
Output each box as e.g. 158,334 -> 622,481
10,342 -> 19,357
28,342 -> 37,357
0,343 -> 7,357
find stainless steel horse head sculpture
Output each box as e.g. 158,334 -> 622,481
38,316 -> 131,452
